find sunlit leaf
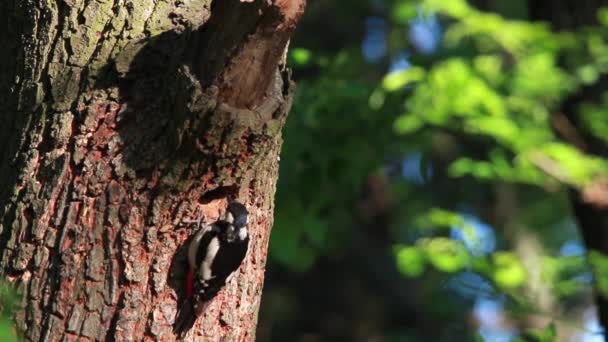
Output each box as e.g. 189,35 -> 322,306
474,55 -> 504,86
525,143 -> 608,186
511,53 -> 573,101
449,158 -> 495,180
425,0 -> 472,18
421,237 -> 470,273
465,117 -> 519,147
415,208 -> 465,229
392,2 -> 417,24
289,48 -> 313,66
395,245 -> 426,277
492,252 -> 526,289
394,114 -> 423,134
577,65 -> 599,85
382,67 -> 425,92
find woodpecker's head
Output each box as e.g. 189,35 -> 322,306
222,202 -> 249,243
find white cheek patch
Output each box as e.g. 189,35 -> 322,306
201,237 -> 220,281
238,227 -> 248,241
226,212 -> 234,224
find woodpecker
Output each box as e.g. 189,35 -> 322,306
174,202 -> 250,333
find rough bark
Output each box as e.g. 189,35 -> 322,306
0,0 -> 305,341
528,0 -> 608,334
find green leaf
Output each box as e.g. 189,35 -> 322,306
511,52 -> 573,101
394,114 -> 423,134
368,88 -> 386,110
449,158 -> 495,180
588,250 -> 608,298
522,322 -> 557,342
465,116 -> 519,147
290,48 -> 313,66
579,102 -> 608,143
598,7 -> 608,26
492,252 -> 526,289
395,245 -> 426,277
0,320 -> 16,342
391,2 -> 417,24
425,0 -> 472,18
474,55 -> 504,86
382,67 -> 425,92
421,237 -> 470,273
304,216 -> 329,249
527,143 -> 608,186
415,208 -> 465,229
577,65 -> 599,85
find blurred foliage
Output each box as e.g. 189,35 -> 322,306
589,251 -> 608,299
517,322 -> 557,342
261,0 -> 608,341
0,282 -> 18,341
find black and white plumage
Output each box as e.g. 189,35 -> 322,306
174,202 -> 250,334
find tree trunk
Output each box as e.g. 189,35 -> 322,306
0,0 -> 304,341
528,0 -> 608,333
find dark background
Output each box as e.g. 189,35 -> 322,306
257,0 -> 608,341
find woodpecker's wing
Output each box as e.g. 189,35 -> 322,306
192,236 -> 249,303
212,237 -> 249,280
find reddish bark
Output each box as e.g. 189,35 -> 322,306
0,0 -> 305,340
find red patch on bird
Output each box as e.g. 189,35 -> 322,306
186,270 -> 194,298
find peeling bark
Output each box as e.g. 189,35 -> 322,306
0,0 -> 305,341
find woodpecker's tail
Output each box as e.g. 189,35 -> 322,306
174,301 -> 196,336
